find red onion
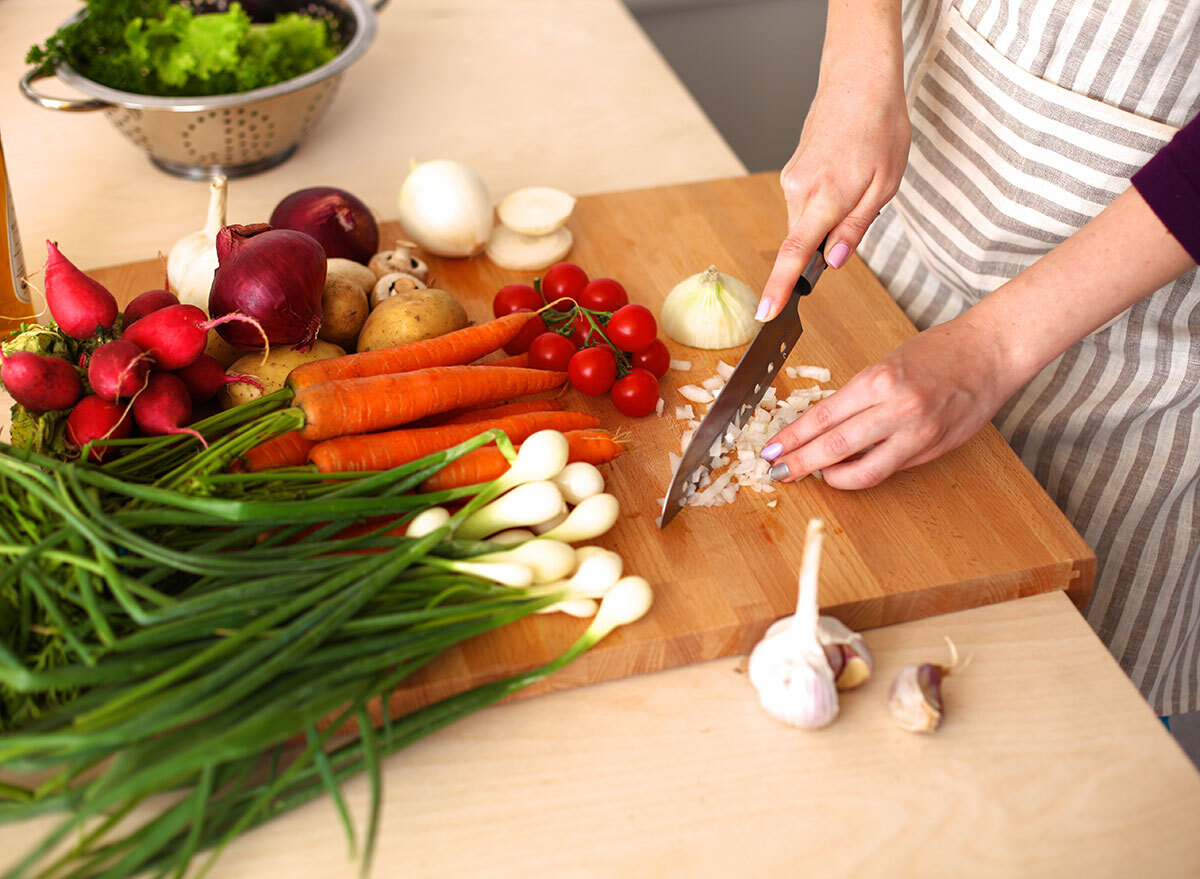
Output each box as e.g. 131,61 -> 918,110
209,224 -> 326,350
268,187 -> 379,264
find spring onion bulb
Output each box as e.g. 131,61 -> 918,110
552,462 -> 605,505
532,508 -> 569,535
476,538 -> 576,583
660,266 -> 759,349
566,548 -> 623,598
538,493 -> 620,543
427,558 -> 534,588
536,598 -> 599,618
407,506 -> 451,538
457,481 -> 565,540
496,430 -> 571,492
488,529 -> 537,546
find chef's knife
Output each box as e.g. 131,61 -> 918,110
659,247 -> 827,528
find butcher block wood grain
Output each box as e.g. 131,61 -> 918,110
87,172 -> 1095,714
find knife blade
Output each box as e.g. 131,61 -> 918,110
659,248 -> 827,528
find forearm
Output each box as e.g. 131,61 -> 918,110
819,0 -> 904,91
967,185 -> 1196,389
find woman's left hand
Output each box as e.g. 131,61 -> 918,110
761,312 -> 1015,489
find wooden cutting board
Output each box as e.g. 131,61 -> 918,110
88,172 -> 1094,713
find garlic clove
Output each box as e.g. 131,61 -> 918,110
817,616 -> 874,690
887,637 -> 965,733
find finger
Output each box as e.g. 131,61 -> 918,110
815,436 -> 917,490
762,376 -> 878,458
824,186 -> 888,270
767,408 -> 897,484
757,226 -> 823,323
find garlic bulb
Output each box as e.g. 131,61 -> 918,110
747,519 -> 840,729
396,159 -> 493,257
660,266 -> 759,350
168,175 -> 227,309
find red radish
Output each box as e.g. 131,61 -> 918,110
123,289 -> 178,326
43,241 -> 119,339
66,395 -> 134,462
120,303 -> 262,370
132,373 -> 206,446
0,349 -> 83,412
88,340 -> 150,401
171,353 -> 263,404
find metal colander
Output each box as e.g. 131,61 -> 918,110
20,0 -> 385,179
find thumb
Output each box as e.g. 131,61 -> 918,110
758,222 -> 826,322
823,197 -> 885,270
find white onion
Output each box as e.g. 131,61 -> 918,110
396,159 -> 493,257
660,266 -> 759,350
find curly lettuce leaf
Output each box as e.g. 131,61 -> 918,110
27,1 -> 341,97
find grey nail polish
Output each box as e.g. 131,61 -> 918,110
768,462 -> 789,482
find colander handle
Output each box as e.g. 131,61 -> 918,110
20,70 -> 111,112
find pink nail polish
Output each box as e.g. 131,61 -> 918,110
755,299 -> 770,321
827,242 -> 851,269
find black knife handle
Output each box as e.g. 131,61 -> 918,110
791,236 -> 828,300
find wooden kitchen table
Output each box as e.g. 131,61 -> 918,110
1,1 -> 1197,877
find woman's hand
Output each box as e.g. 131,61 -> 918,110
761,313 -> 1014,489
757,0 -> 910,322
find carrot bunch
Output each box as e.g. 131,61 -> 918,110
237,311 -> 626,475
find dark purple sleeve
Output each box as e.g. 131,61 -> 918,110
1131,112 -> 1200,264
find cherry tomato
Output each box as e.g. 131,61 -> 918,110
578,278 -> 628,312
630,338 -> 671,377
606,304 -> 658,352
610,368 -> 660,417
527,332 -> 577,371
502,309 -> 548,355
541,262 -> 589,306
569,312 -> 599,347
567,346 -> 617,396
493,284 -> 542,318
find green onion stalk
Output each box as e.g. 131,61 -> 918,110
0,414 -> 649,879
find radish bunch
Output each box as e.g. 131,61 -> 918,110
1,241 -> 262,462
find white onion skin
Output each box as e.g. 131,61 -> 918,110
396,160 -> 493,258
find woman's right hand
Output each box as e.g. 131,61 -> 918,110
757,3 -> 911,321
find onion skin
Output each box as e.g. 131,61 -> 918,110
269,187 -> 378,265
210,224 -> 326,350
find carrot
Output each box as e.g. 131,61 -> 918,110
439,399 -> 563,425
287,312 -> 538,391
309,410 -> 601,472
419,428 -> 625,492
485,352 -> 529,368
293,365 -> 568,441
236,429 -> 316,472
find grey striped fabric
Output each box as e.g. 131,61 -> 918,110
858,0 -> 1200,714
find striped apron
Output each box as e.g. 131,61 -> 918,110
857,0 -> 1200,715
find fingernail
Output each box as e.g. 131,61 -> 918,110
761,442 -> 783,461
768,462 -> 790,482
827,242 -> 851,269
755,299 -> 771,321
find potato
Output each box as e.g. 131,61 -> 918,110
318,275 -> 369,350
356,288 -> 469,352
371,272 -> 426,310
203,327 -> 247,368
219,339 -> 347,409
326,258 -> 377,294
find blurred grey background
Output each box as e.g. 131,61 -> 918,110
624,0 -> 1200,769
626,0 -> 825,173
